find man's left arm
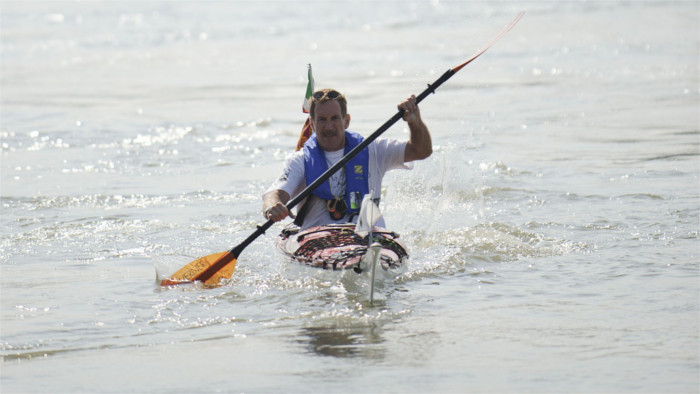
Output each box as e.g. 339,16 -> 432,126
400,95 -> 433,162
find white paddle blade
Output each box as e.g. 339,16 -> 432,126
355,194 -> 382,237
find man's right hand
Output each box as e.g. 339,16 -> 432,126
264,201 -> 295,222
262,189 -> 293,222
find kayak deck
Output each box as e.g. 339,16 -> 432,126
275,224 -> 408,271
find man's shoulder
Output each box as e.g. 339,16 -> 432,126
278,150 -> 305,175
284,149 -> 305,162
370,137 -> 407,154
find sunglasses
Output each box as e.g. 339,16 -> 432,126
312,90 -> 342,100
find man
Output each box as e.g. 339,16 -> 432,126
262,88 -> 432,230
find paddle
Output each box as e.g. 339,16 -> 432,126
160,11 -> 525,287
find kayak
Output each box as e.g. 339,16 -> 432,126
275,223 -> 409,271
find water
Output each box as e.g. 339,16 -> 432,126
1,1 -> 698,392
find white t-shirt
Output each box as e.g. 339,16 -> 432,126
264,136 -> 410,230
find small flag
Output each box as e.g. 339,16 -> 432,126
296,64 -> 315,151
302,64 -> 314,113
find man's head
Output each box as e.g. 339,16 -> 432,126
309,89 -> 351,151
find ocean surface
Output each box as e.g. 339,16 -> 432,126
1,1 -> 698,393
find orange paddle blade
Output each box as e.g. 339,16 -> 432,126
160,251 -> 237,287
452,11 -> 525,73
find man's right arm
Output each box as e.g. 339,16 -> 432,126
262,151 -> 304,222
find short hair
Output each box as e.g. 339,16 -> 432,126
309,89 -> 347,119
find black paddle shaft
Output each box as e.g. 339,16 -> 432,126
226,69 -> 456,259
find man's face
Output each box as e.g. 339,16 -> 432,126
311,100 -> 349,151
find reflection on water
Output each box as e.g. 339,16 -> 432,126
300,324 -> 385,359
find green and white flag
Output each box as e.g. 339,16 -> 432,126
302,64 -> 314,113
296,64 -> 315,151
